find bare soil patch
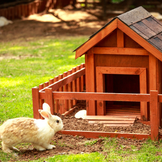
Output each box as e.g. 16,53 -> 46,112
0,8 -> 110,42
10,101 -> 161,161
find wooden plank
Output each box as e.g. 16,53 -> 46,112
51,92 -> 150,102
59,130 -> 150,139
150,90 -> 159,141
149,54 -> 157,90
80,63 -> 85,92
85,115 -> 139,120
49,78 -> 54,85
95,55 -> 149,69
39,83 -> 44,119
89,120 -> 134,124
32,87 -> 41,119
68,70 -> 73,109
75,19 -> 118,59
72,67 -> 77,106
104,124 -> 133,127
117,29 -> 124,47
59,74 -> 64,114
139,69 -> 148,120
44,81 -> 49,87
45,88 -> 54,115
96,66 -> 146,75
85,49 -> 96,115
40,68 -> 85,92
156,60 -> 162,126
117,19 -> 162,61
96,67 -> 105,115
54,76 -> 59,113
76,65 -> 81,92
63,72 -> 69,112
92,47 -> 149,55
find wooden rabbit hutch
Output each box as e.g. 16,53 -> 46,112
32,6 -> 162,140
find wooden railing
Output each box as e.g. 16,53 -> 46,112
32,63 -> 85,117
32,63 -> 162,140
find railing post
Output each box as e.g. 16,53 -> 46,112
45,88 -> 54,115
150,90 -> 159,141
32,86 -> 40,119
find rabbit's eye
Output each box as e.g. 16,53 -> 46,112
56,120 -> 59,123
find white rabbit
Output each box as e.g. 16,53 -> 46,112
0,16 -> 12,27
0,103 -> 63,154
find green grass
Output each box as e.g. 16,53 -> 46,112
102,138 -> 162,162
1,36 -> 162,161
38,152 -> 106,162
0,36 -> 86,123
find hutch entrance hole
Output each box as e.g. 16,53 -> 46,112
105,74 -> 140,115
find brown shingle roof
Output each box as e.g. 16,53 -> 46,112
74,6 -> 162,58
118,6 -> 162,52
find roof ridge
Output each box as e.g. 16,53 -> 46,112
118,6 -> 151,25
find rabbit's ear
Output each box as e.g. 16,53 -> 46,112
39,110 -> 51,119
42,103 -> 51,113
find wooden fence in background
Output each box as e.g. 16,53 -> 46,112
32,63 -> 162,141
0,0 -> 48,20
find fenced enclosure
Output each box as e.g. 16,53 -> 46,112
32,63 -> 85,117
32,63 -> 162,141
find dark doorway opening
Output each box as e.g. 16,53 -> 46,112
105,74 -> 140,115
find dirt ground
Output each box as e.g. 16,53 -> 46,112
15,101 -> 150,161
1,7 -> 162,161
0,8 -> 111,42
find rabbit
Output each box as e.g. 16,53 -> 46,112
0,103 -> 63,154
0,16 -> 12,27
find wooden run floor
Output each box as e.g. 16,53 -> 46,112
85,105 -> 141,127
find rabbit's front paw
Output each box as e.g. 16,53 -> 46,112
34,144 -> 46,151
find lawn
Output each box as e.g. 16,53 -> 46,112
0,36 -> 86,123
0,36 -> 162,161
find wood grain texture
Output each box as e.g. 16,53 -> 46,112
93,47 -> 149,55
150,90 -> 159,141
85,49 -> 96,115
75,19 -> 118,59
59,130 -> 150,139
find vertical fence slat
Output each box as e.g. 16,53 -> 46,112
45,88 -> 54,115
68,70 -> 73,109
44,81 -> 49,87
54,76 -> 59,113
63,72 -> 69,112
72,67 -> 77,105
32,87 -> 40,119
39,83 -> 44,119
80,63 -> 85,92
150,90 -> 159,141
59,74 -> 64,114
76,65 -> 81,92
49,78 -> 54,85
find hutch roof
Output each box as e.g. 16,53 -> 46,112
75,6 -> 162,60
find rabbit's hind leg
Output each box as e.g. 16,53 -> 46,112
43,144 -> 56,150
